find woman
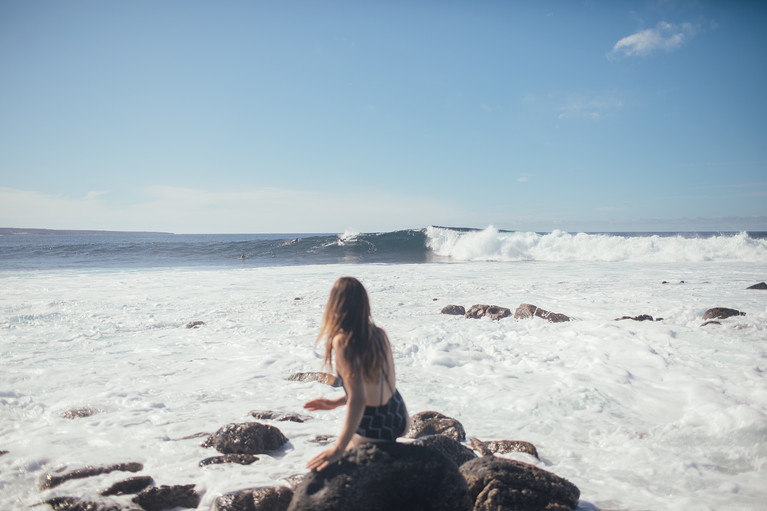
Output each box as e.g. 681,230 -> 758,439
304,277 -> 409,472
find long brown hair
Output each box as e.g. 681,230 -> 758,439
317,277 -> 389,382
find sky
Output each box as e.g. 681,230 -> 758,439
1,0 -> 766,234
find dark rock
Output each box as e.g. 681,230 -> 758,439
614,314 -> 656,322
405,410 -> 466,442
200,454 -> 259,466
307,435 -> 335,445
701,320 -> 722,327
202,422 -> 288,455
441,305 -> 466,316
514,304 -> 570,323
186,321 -> 206,328
747,282 -> 767,290
132,484 -> 199,510
465,304 -> 511,320
469,437 -> 539,459
702,307 -> 746,320
460,456 -> 580,511
287,442 -> 473,511
44,496 -> 141,511
0,450 -> 8,456
250,411 -> 311,423
61,407 -> 99,419
213,486 -> 293,511
287,372 -> 341,387
412,434 -> 477,466
100,476 -> 154,496
40,463 -> 143,490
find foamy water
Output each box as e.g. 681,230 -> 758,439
1,260 -> 766,510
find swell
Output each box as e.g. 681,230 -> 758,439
1,227 -> 766,270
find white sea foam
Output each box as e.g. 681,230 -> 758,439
425,226 -> 767,263
1,261 -> 766,510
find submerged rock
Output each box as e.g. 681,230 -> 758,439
202,422 -> 288,455
213,486 -> 293,511
514,304 -> 570,323
614,314 -> 660,322
405,410 -> 466,442
250,411 -> 311,423
469,437 -> 539,459
100,476 -> 154,496
61,407 -> 100,419
465,304 -> 511,320
132,484 -> 200,511
200,454 -> 259,466
288,442 -> 473,511
460,456 -> 580,511
702,307 -> 746,320
186,321 -> 206,328
287,372 -> 341,387
40,463 -> 143,490
441,304 -> 466,316
747,282 -> 767,290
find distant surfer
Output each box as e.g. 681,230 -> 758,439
303,277 -> 409,471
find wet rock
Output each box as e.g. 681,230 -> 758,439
44,496 -> 141,511
40,463 -> 143,490
701,320 -> 722,327
200,454 -> 259,466
460,456 -> 580,511
202,422 -> 288,455
132,484 -> 199,510
514,304 -> 570,323
469,437 -> 539,459
287,442 -> 473,511
0,450 -> 8,456
287,372 -> 341,387
61,407 -> 100,419
702,307 -> 746,320
413,434 -> 477,467
465,304 -> 511,320
441,305 -> 466,316
405,410 -> 466,442
307,435 -> 334,445
100,476 -> 154,496
747,282 -> 767,290
213,486 -> 293,511
250,411 -> 311,423
614,315 -> 659,322
282,474 -> 304,489
186,321 -> 206,328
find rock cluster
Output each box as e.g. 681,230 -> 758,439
31,371 -> 578,511
441,303 -> 569,322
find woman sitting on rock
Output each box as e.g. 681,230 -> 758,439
304,276 -> 409,472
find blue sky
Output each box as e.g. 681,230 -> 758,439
1,0 -> 765,233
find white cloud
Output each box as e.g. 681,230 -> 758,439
0,186 -> 470,234
609,21 -> 699,59
557,93 -> 624,120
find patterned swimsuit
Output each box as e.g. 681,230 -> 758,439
341,367 -> 409,441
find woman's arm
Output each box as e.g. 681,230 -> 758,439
306,335 -> 366,471
303,394 -> 347,411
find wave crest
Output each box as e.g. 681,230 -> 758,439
425,226 -> 767,263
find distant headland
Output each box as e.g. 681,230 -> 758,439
0,227 -> 173,235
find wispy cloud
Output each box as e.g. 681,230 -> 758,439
609,21 -> 699,60
0,186 -> 470,234
557,93 -> 624,120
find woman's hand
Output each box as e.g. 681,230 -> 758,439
303,397 -> 344,411
306,445 -> 343,472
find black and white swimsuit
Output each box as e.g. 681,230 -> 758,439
341,367 -> 409,441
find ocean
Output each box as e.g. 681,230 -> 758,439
1,226 -> 766,510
